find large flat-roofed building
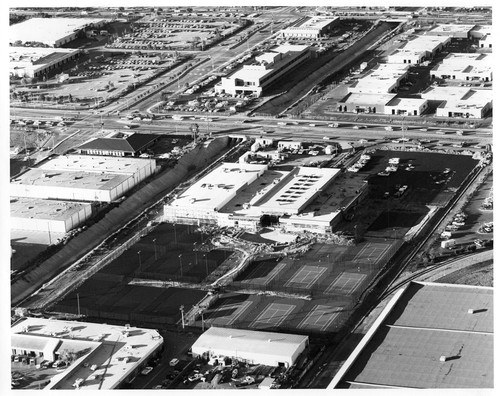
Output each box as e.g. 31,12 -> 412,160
77,132 -> 160,157
338,93 -> 397,114
164,162 -> 268,224
191,327 -> 308,368
384,97 -> 429,116
328,282 -> 493,389
470,25 -> 492,49
10,197 -> 92,234
279,16 -> 339,39
11,317 -> 163,390
10,155 -> 156,202
164,160 -> 343,234
387,35 -> 450,64
9,17 -> 107,47
9,47 -> 81,78
421,86 -> 492,119
431,53 -> 492,82
348,63 -> 410,94
215,45 -> 310,97
428,24 -> 475,39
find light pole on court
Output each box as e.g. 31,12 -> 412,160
153,238 -> 157,261
137,250 -> 142,272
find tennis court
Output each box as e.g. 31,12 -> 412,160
250,302 -> 295,328
205,300 -> 253,327
298,304 -> 341,332
350,242 -> 392,266
285,265 -> 327,288
326,272 -> 367,295
241,261 -> 287,286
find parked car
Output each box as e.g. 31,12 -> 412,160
141,366 -> 153,376
169,358 -> 179,367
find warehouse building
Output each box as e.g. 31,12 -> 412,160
328,282 -> 493,389
9,17 -> 107,47
431,53 -> 492,82
470,25 -> 492,49
11,317 -> 163,390
348,63 -> 410,94
10,155 -> 156,202
427,24 -> 475,39
9,47 -> 81,78
279,16 -> 339,39
191,327 -> 308,368
77,132 -> 160,157
387,35 -> 450,64
215,45 -> 310,97
10,197 -> 92,234
421,86 -> 492,119
338,93 -> 396,114
384,97 -> 429,116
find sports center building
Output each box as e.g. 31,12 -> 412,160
163,161 -> 348,234
215,45 -> 310,97
10,155 -> 156,202
328,282 -> 493,389
11,317 -> 163,390
9,17 -> 108,47
191,327 -> 308,368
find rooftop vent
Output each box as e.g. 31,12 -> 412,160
439,356 -> 450,362
468,308 -> 480,314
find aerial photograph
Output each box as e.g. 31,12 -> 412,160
8,4 -> 493,391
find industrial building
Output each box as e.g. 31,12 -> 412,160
348,63 -> 410,94
387,35 -> 450,64
77,132 -> 160,157
9,17 -> 108,47
421,86 -> 492,119
328,282 -> 493,389
164,160 -> 346,234
384,97 -> 429,116
470,25 -> 492,49
9,47 -> 81,78
431,53 -> 492,82
427,24 -> 475,39
10,197 -> 92,234
10,155 -> 156,202
11,317 -> 163,390
215,45 -> 310,97
279,16 -> 339,39
191,327 -> 308,368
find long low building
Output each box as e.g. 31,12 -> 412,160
11,317 -> 163,390
387,35 -> 451,64
431,53 -> 492,82
10,155 -> 156,202
279,16 -> 339,39
9,17 -> 108,47
215,45 -> 310,97
10,197 -> 92,234
328,282 -> 493,389
191,327 -> 308,368
9,47 -> 81,78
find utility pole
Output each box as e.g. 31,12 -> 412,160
180,305 -> 185,329
179,254 -> 183,277
153,238 -> 157,261
137,250 -> 142,271
76,293 -> 81,316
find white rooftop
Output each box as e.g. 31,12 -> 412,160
428,24 -> 475,35
169,162 -> 268,211
11,317 -> 162,390
344,93 -> 397,106
192,327 -> 308,361
256,167 -> 340,215
38,154 -> 154,175
10,197 -> 91,221
9,17 -> 107,46
402,35 -> 451,52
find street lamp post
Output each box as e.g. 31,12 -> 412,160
137,250 -> 142,272
153,238 -> 157,261
76,293 -> 81,316
173,224 -> 177,244
179,254 -> 183,277
204,254 -> 208,277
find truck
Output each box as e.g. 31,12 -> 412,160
441,239 -> 456,249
